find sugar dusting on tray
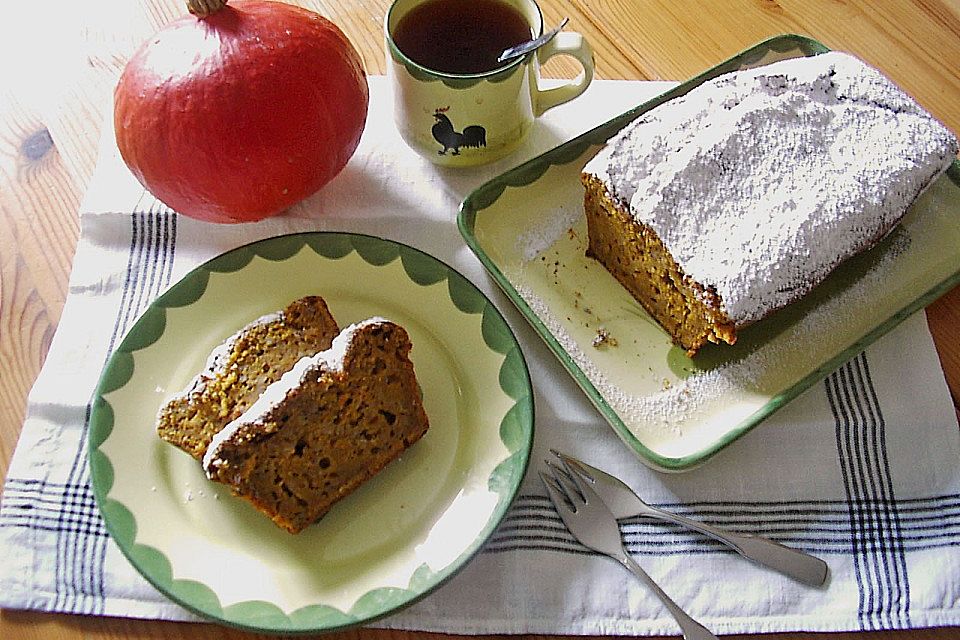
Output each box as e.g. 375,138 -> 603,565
513,215 -> 916,443
516,201 -> 582,262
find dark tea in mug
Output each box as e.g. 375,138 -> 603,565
392,0 -> 533,75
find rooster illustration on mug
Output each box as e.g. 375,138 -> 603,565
432,107 -> 486,155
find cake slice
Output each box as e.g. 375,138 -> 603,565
157,296 -> 340,459
202,318 -> 430,534
581,51 -> 958,356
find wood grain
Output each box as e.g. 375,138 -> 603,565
1,1 -> 959,639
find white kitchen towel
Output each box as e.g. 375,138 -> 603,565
1,77 -> 959,635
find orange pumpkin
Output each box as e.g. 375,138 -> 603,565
114,0 -> 369,223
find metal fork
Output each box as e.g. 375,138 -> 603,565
551,450 -> 829,587
540,465 -> 719,640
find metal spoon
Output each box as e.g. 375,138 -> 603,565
498,17 -> 569,63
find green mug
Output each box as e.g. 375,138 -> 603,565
385,0 -> 595,167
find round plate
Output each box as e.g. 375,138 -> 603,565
88,232 -> 533,633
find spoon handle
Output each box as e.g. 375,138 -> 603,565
497,17 -> 568,62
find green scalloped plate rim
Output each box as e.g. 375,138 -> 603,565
457,33 -> 960,471
88,232 -> 534,634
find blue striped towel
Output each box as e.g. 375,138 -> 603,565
1,78 -> 959,635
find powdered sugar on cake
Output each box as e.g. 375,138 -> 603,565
584,51 -> 958,325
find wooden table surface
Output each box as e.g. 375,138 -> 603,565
2,0 -> 959,638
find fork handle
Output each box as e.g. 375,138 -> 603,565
641,505 -> 829,587
618,553 -> 718,640
725,532 -> 829,587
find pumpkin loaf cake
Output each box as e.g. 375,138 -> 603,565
156,296 -> 340,459
581,51 -> 958,356
202,317 -> 430,534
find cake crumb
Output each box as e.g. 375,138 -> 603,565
592,328 -> 618,349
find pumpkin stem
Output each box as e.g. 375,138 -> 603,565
187,0 -> 228,18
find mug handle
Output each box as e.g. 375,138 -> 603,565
533,31 -> 595,116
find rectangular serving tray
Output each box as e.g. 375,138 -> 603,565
458,34 -> 960,472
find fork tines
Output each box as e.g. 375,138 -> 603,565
540,460 -> 585,508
